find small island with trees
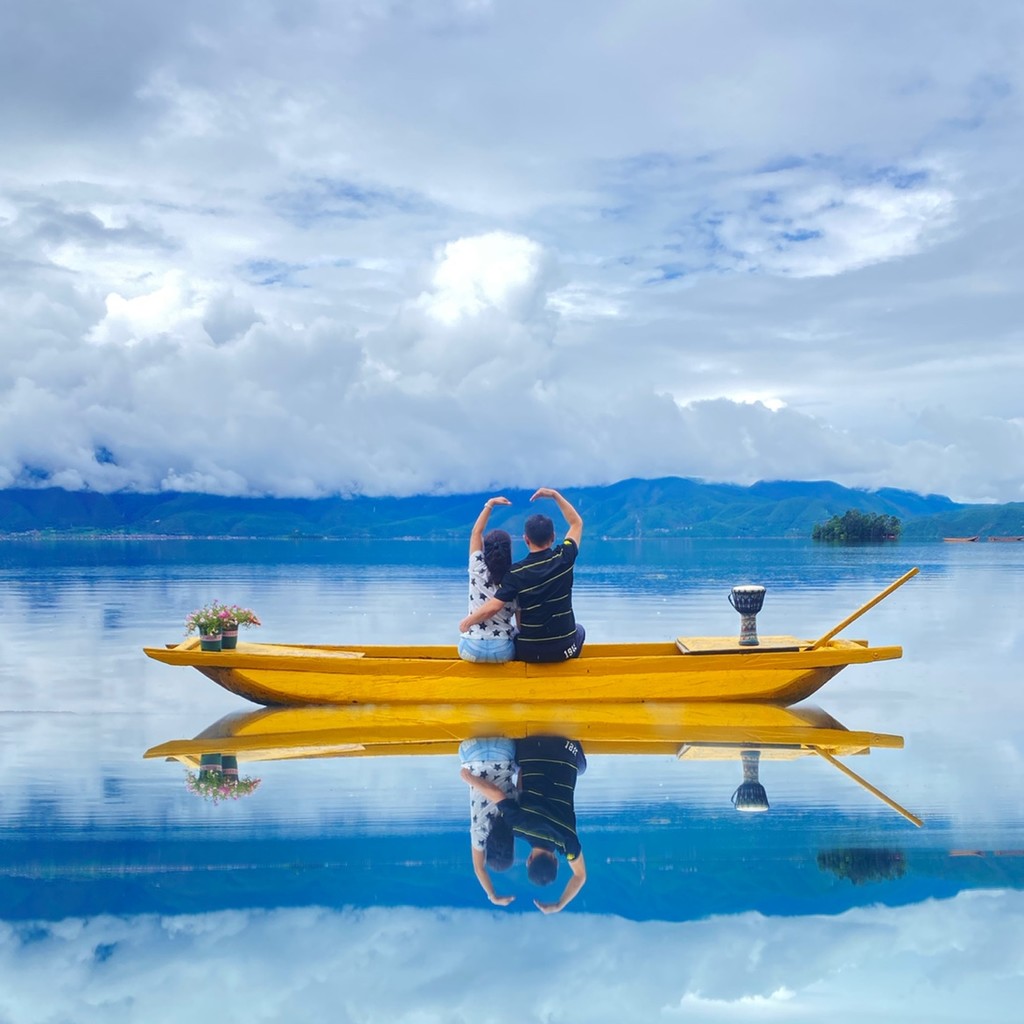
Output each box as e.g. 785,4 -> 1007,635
812,509 -> 902,542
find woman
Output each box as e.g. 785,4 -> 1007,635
457,496 -> 517,663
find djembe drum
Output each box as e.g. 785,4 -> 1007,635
731,749 -> 770,813
728,584 -> 766,646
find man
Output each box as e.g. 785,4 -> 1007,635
461,735 -> 587,913
458,487 -> 584,663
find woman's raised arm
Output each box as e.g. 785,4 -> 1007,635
468,496 -> 511,554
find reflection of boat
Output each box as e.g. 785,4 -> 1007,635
143,637 -> 902,706
146,701 -> 921,825
943,536 -> 979,542
144,701 -> 904,764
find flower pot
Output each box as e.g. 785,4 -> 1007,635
221,627 -> 239,650
199,753 -> 223,772
221,755 -> 239,781
199,633 -> 223,652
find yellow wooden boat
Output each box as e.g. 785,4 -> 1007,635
144,570 -> 916,707
144,700 -> 904,764
142,635 -> 901,706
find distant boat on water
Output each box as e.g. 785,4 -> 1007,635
941,535 -> 1024,543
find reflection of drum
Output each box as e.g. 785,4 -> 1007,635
728,584 -> 766,646
732,781 -> 770,812
732,750 -> 770,813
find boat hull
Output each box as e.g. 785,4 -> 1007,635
144,700 -> 905,764
144,637 -> 902,707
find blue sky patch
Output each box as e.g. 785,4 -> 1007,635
781,228 -> 822,243
243,259 -> 306,286
870,166 -> 929,190
269,178 -> 432,228
756,155 -> 807,174
649,264 -> 686,283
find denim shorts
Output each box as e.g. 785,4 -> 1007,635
459,737 -> 517,763
458,635 -> 516,663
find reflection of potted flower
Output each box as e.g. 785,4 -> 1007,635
185,602 -> 261,651
186,754 -> 261,803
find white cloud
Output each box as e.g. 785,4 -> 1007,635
88,272 -> 204,347
419,231 -> 549,325
2,2 -> 1024,500
714,173 -> 956,278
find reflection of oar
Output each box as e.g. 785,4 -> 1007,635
813,747 -> 923,827
807,567 -> 919,651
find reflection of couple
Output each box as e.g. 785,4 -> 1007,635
457,488 -> 585,664
460,735 -> 587,914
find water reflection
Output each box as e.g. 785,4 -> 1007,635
144,700 -> 923,912
184,754 -> 261,804
144,700 -> 906,766
5,540 -> 1024,1015
817,848 -> 907,886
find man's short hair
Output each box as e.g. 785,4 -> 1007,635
524,513 -> 555,547
527,848 -> 558,886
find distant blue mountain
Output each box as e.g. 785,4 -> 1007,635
0,478 -> 984,539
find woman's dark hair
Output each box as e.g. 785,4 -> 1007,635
485,814 -> 514,872
482,529 -> 512,588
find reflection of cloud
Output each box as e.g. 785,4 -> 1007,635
1,893 -> 1022,1021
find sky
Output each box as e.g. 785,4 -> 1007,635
2,0 -> 1023,503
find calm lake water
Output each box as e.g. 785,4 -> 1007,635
1,539 -> 1022,1021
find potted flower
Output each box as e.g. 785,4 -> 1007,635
185,602 -> 261,651
217,604 -> 262,650
185,603 -> 228,651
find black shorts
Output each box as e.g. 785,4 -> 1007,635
515,623 -> 585,663
515,735 -> 587,774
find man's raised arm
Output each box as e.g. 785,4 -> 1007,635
534,851 -> 587,914
530,488 -> 583,547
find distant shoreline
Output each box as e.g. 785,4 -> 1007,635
0,532 -> 435,542
0,530 -> 916,543
2,479 -> 1020,541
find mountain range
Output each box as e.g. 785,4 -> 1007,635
3,478 -> 1022,540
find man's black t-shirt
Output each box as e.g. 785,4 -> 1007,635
497,736 -> 583,860
494,539 -> 578,651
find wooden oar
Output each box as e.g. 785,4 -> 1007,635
806,566 -> 919,651
813,747 -> 923,827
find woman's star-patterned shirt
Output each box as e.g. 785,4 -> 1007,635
464,550 -> 517,641
465,758 -> 519,850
